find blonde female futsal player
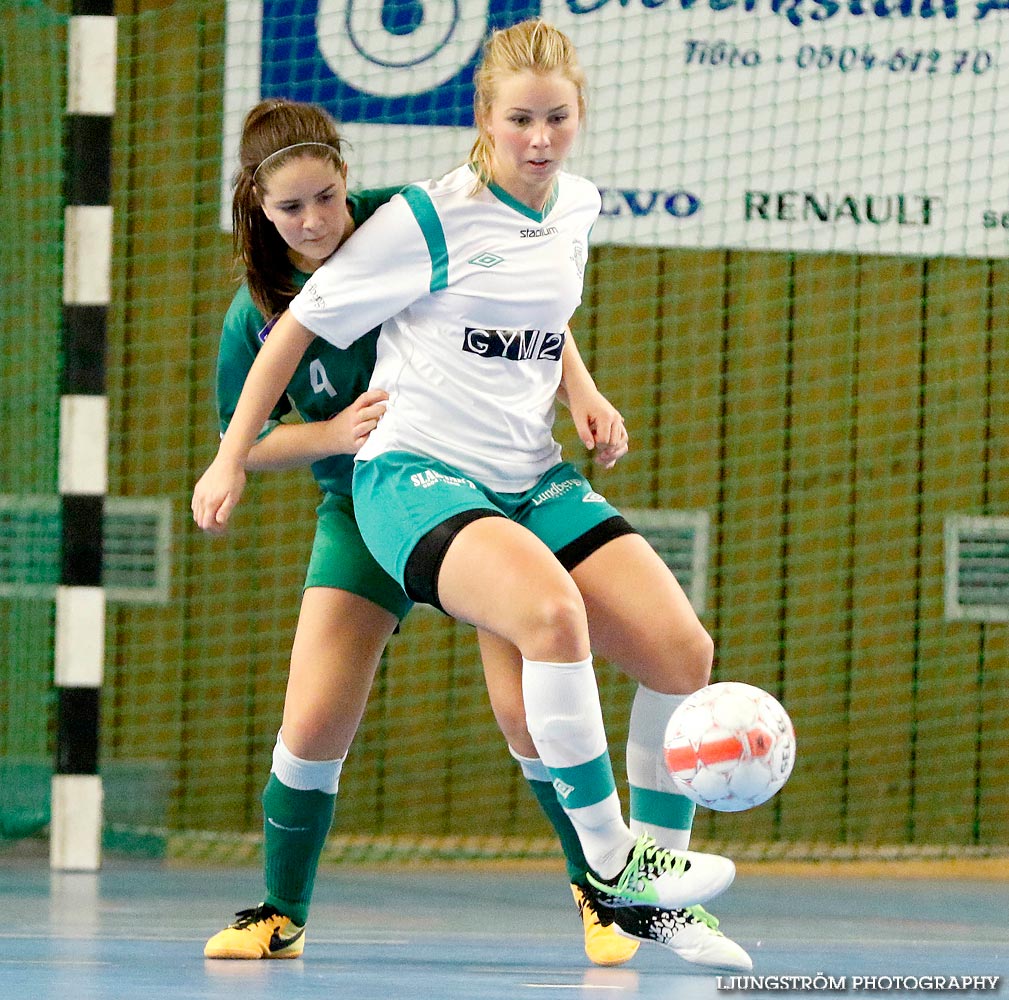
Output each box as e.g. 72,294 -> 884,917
201,97 -> 640,967
194,21 -> 750,971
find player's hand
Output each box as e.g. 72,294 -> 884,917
321,388 -> 389,455
590,412 -> 629,468
570,389 -> 629,469
191,456 -> 247,535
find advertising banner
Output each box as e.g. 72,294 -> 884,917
223,1 -> 1009,257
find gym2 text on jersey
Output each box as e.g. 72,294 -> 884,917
462,328 -> 566,361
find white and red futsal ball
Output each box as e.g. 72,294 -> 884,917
663,682 -> 796,812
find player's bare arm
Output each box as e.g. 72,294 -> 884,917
558,330 -> 628,469
244,388 -> 389,472
192,311 -> 316,533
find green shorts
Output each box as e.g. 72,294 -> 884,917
304,491 -> 413,620
352,451 -> 635,606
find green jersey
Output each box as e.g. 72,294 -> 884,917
215,186 -> 401,496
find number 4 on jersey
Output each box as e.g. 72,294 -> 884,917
310,358 -> 337,398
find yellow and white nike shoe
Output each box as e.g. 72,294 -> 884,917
204,904 -> 306,959
571,884 -> 640,967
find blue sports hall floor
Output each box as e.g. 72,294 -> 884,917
1,848 -> 1006,1000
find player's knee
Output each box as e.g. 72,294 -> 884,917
519,582 -> 587,661
681,625 -> 714,691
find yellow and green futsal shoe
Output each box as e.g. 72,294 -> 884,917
204,903 -> 306,960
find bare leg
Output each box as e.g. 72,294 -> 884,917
282,587 -> 398,760
572,533 -> 712,693
264,588 -> 397,922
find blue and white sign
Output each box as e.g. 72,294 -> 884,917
260,1 -> 540,123
223,0 -> 1009,258
222,2 -> 536,224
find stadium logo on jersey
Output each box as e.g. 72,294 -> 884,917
469,251 -> 505,268
462,327 -> 566,362
520,226 -> 558,238
259,1 -> 543,127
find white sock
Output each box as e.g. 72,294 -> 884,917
521,656 -> 635,877
271,731 -> 345,794
626,686 -> 695,851
508,745 -> 551,783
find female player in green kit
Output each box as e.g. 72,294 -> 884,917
202,96 -> 641,968
198,22 -> 752,969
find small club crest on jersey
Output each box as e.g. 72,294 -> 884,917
570,240 -> 586,278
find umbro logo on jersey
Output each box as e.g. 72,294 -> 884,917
583,492 -> 606,503
469,251 -> 504,268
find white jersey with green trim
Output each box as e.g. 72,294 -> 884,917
289,163 -> 600,493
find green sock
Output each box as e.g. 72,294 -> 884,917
526,777 -> 591,886
261,774 -> 336,926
